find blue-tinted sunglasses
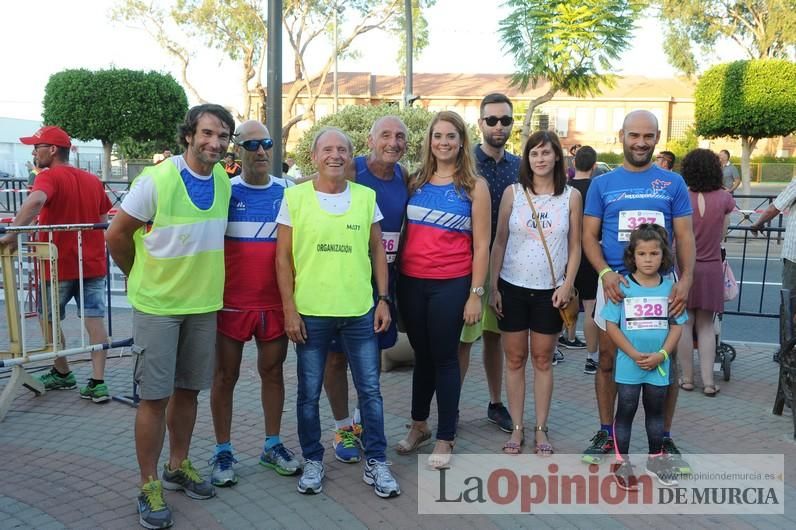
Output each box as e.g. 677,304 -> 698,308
238,138 -> 274,151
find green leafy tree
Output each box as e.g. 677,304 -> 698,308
656,0 -> 796,76
42,68 -> 188,179
665,125 -> 699,160
695,59 -> 796,193
499,0 -> 643,144
112,0 -> 434,147
113,0 -> 266,121
292,103 -> 477,175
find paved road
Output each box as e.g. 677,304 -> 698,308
1,306 -> 796,528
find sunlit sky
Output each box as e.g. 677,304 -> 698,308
2,0 -> 745,122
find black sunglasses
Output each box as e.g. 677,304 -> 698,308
482,115 -> 513,127
238,138 -> 274,151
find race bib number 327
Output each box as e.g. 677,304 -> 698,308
618,210 -> 664,241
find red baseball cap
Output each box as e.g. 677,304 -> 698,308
19,125 -> 72,148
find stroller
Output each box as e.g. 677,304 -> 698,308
714,312 -> 736,381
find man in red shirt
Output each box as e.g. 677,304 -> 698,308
0,126 -> 112,402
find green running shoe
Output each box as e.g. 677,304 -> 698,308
137,478 -> 173,529
38,369 -> 76,390
80,381 -> 110,403
582,429 -> 614,464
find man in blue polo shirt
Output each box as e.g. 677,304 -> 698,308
581,110 -> 696,472
459,93 -> 520,433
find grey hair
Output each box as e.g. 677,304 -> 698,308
311,127 -> 353,153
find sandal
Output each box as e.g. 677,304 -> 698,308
427,439 -> 455,470
703,385 -> 720,397
502,425 -> 524,455
396,423 -> 432,454
534,425 -> 554,456
679,380 -> 695,391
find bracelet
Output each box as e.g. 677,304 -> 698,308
598,267 -> 613,280
658,349 -> 669,361
656,349 -> 669,377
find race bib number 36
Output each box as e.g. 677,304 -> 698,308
618,210 -> 664,241
623,296 -> 668,330
382,231 -> 400,263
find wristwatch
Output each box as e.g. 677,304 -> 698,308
377,294 -> 392,304
470,286 -> 485,297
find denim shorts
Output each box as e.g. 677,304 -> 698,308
37,276 -> 106,320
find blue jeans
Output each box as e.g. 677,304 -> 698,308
296,309 -> 387,462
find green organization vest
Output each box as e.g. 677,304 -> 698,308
127,160 -> 230,315
286,181 -> 375,317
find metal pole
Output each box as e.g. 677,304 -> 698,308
404,0 -> 413,108
333,6 -> 339,113
267,0 -> 283,176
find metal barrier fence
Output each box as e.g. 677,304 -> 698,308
0,179 -> 131,215
0,223 -> 133,422
724,224 -> 784,319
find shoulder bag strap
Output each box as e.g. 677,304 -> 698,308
522,186 -> 557,288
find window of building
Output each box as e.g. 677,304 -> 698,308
612,108 -> 625,131
594,108 -> 608,131
556,108 -> 569,138
575,108 -> 590,132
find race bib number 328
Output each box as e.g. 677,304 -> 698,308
618,210 -> 664,241
623,296 -> 669,330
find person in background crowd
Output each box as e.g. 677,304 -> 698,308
489,130 -> 581,455
106,104 -> 234,529
458,93 -> 519,434
396,111 -> 490,469
1,125 -> 112,403
563,145 -> 600,374
566,144 -> 581,179
224,153 -> 241,179
719,150 -> 741,193
655,151 -> 676,171
676,149 -> 734,397
208,120 -> 300,487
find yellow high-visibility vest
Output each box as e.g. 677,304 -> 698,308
286,181 -> 375,317
127,159 -> 230,315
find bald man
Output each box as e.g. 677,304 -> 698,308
581,110 -> 695,475
208,120 -> 300,487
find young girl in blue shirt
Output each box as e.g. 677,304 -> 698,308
601,224 -> 687,491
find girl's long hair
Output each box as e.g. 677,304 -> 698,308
409,111 -> 479,197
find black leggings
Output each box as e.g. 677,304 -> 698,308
614,383 -> 668,457
397,273 -> 470,441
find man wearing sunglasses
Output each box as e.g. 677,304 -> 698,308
459,93 -> 520,434
208,120 -> 300,487
106,104 -> 234,530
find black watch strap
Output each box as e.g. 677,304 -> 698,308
377,294 -> 391,303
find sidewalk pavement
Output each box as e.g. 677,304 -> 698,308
1,307 -> 795,529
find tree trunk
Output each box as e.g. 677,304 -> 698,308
102,141 -> 113,181
520,89 -> 557,147
740,136 -> 758,195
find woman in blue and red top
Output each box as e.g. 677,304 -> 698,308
395,111 -> 490,469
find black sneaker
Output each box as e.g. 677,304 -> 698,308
582,430 -> 614,464
558,336 -> 586,350
137,478 -> 173,529
487,402 -> 513,433
584,358 -> 598,375
612,460 -> 639,491
552,348 -> 565,366
661,437 -> 692,475
646,456 -> 679,486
